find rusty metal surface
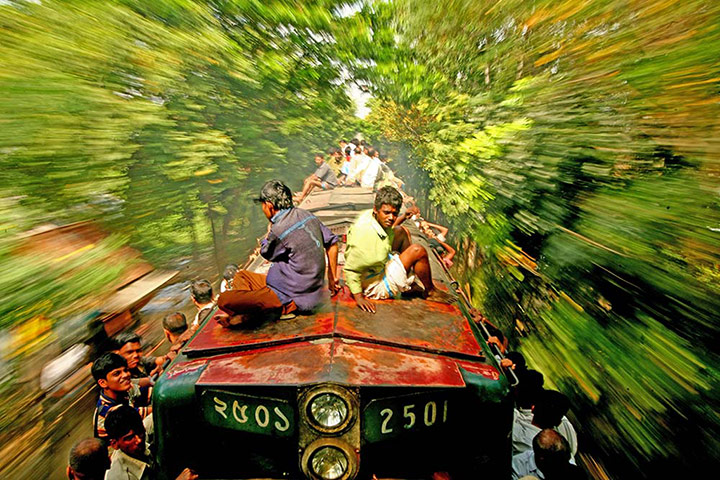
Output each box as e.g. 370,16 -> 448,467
196,338 -> 470,387
184,285 -> 482,360
333,288 -> 482,357
183,304 -> 335,356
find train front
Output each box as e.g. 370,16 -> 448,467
153,289 -> 512,480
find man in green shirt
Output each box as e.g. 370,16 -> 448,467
344,186 -> 445,313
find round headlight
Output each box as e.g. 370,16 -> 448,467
310,446 -> 349,480
309,393 -> 348,429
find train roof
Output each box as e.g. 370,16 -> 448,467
171,186 -> 502,389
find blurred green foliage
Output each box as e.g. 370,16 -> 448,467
0,0 -> 361,438
353,0 -> 720,476
0,0 -> 360,268
0,0 -> 360,329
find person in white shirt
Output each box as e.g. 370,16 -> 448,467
512,429 -> 583,480
513,389 -> 578,461
347,147 -> 371,185
105,405 -> 197,480
360,148 -> 384,188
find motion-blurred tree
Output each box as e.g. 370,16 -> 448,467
355,0 -> 720,476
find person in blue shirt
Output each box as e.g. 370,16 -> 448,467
216,180 -> 339,327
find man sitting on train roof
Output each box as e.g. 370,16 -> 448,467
216,180 -> 339,327
105,405 -> 198,480
344,186 -> 451,313
91,352 -> 151,440
294,152 -> 338,204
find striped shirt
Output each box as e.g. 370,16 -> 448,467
93,389 -> 151,439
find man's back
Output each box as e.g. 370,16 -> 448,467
261,207 -> 337,311
360,157 -> 383,188
314,161 -> 338,187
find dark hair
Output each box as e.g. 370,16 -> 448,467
533,390 -> 570,428
533,429 -> 571,471
223,264 -> 238,281
315,153 -> 325,159
68,438 -> 108,479
380,154 -> 388,161
344,146 -> 352,156
91,353 -> 127,382
359,139 -> 367,146
374,186 -> 403,211
340,139 -> 347,144
163,312 -> 188,335
105,405 -> 144,441
110,332 -> 141,351
350,138 -> 359,144
515,369 -> 544,409
258,179 -> 293,210
354,147 -> 362,155
505,351 -> 527,371
191,279 -> 213,304
327,147 -> 340,155
367,148 -> 377,157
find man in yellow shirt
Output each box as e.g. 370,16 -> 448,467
344,186 -> 446,313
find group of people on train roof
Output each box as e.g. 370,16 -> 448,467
217,139 -> 453,322
69,138 -> 469,480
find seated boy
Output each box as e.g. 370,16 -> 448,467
91,353 -> 151,439
105,406 -> 197,480
344,186 -> 451,313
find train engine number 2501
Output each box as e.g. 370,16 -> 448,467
363,393 -> 451,442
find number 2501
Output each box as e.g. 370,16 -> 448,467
380,400 -> 448,434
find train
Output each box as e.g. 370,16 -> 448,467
153,186 -> 514,480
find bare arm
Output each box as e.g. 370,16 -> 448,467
424,221 -> 449,238
439,240 -> 455,261
325,242 -> 340,295
393,206 -> 420,227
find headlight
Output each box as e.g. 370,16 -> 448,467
309,393 -> 348,430
310,446 -> 349,480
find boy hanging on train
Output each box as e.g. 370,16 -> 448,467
91,353 -> 151,440
215,180 -> 339,327
104,406 -> 197,480
343,186 -> 453,313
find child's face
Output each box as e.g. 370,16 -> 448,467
100,366 -> 132,393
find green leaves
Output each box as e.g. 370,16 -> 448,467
359,0 -> 720,474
